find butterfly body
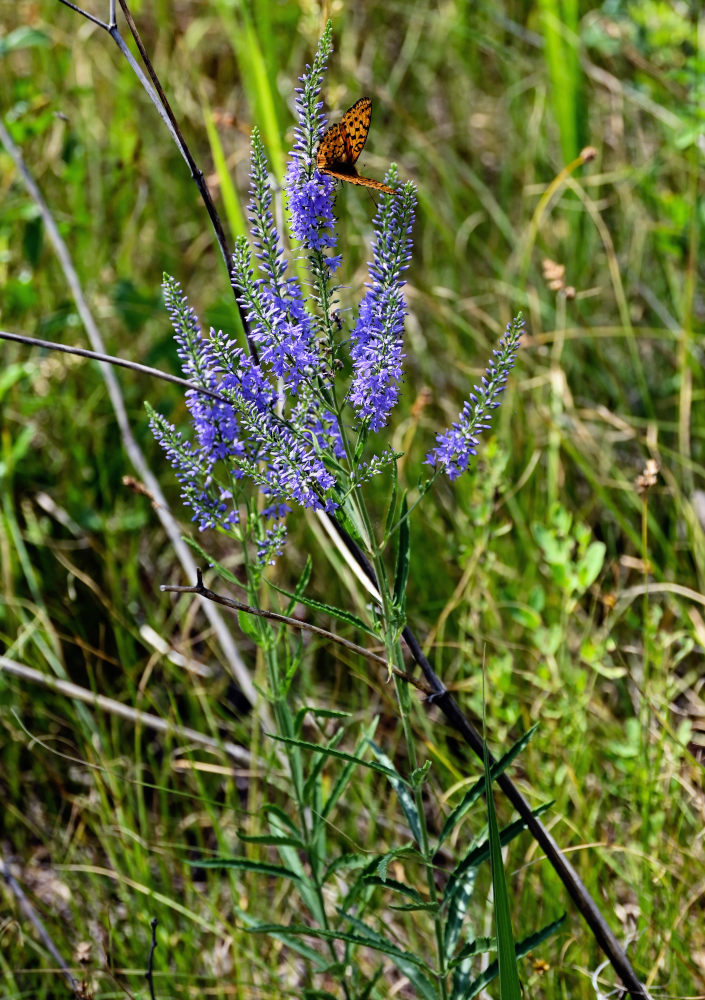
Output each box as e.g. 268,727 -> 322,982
315,97 -> 395,195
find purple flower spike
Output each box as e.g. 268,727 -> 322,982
348,176 -> 416,431
232,130 -> 323,391
284,22 -> 340,263
426,316 -> 524,480
148,408 -> 239,533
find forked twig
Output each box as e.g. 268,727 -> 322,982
163,569 -> 434,695
55,0 -> 257,358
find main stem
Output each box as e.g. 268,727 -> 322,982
350,483 -> 448,997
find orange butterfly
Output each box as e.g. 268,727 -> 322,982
316,97 -> 395,195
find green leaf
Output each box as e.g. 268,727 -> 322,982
302,727 -> 346,803
577,540 -> 606,589
248,921 -> 427,969
190,856 -> 300,880
237,609 -> 261,643
270,734 -> 399,780
266,810 -> 326,924
389,901 -> 440,913
353,425 -> 368,464
237,832 -> 303,849
366,740 -> 421,846
448,935 -> 495,968
288,556 -> 313,615
444,864 -> 478,961
438,726 -> 538,847
268,581 -> 375,636
461,916 -> 566,998
322,853 -> 373,884
362,875 -> 432,908
0,363 -> 33,400
294,705 -> 350,736
410,759 -> 432,786
1,425 -> 35,470
376,854 -> 390,880
240,918 -> 329,968
483,736 -> 521,999
261,803 -> 299,836
393,492 -> 410,610
321,717 -> 379,820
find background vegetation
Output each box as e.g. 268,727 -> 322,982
1,0 -> 703,997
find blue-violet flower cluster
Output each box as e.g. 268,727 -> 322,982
150,23 -> 520,565
424,316 -> 523,480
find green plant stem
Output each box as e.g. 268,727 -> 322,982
369,539 -> 449,995
243,548 -> 353,1000
393,664 -> 449,998
341,452 -> 449,996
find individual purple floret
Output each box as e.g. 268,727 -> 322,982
347,172 -> 415,432
425,316 -> 524,480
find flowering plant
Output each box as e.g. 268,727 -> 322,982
148,22 -> 527,997
149,22 -> 521,584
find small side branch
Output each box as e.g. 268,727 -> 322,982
163,570 -> 433,695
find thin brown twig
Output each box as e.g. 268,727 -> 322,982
145,918 -> 158,1000
0,330 -> 229,404
163,569 -> 434,696
56,0 -> 257,358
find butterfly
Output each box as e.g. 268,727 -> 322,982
315,97 -> 395,195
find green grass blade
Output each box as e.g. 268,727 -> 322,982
537,0 -> 583,162
483,734 -> 521,999
202,95 -> 247,241
437,725 -> 538,847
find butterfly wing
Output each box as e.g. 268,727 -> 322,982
316,122 -> 347,170
339,97 -> 372,165
315,97 -> 394,194
320,169 -> 394,195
